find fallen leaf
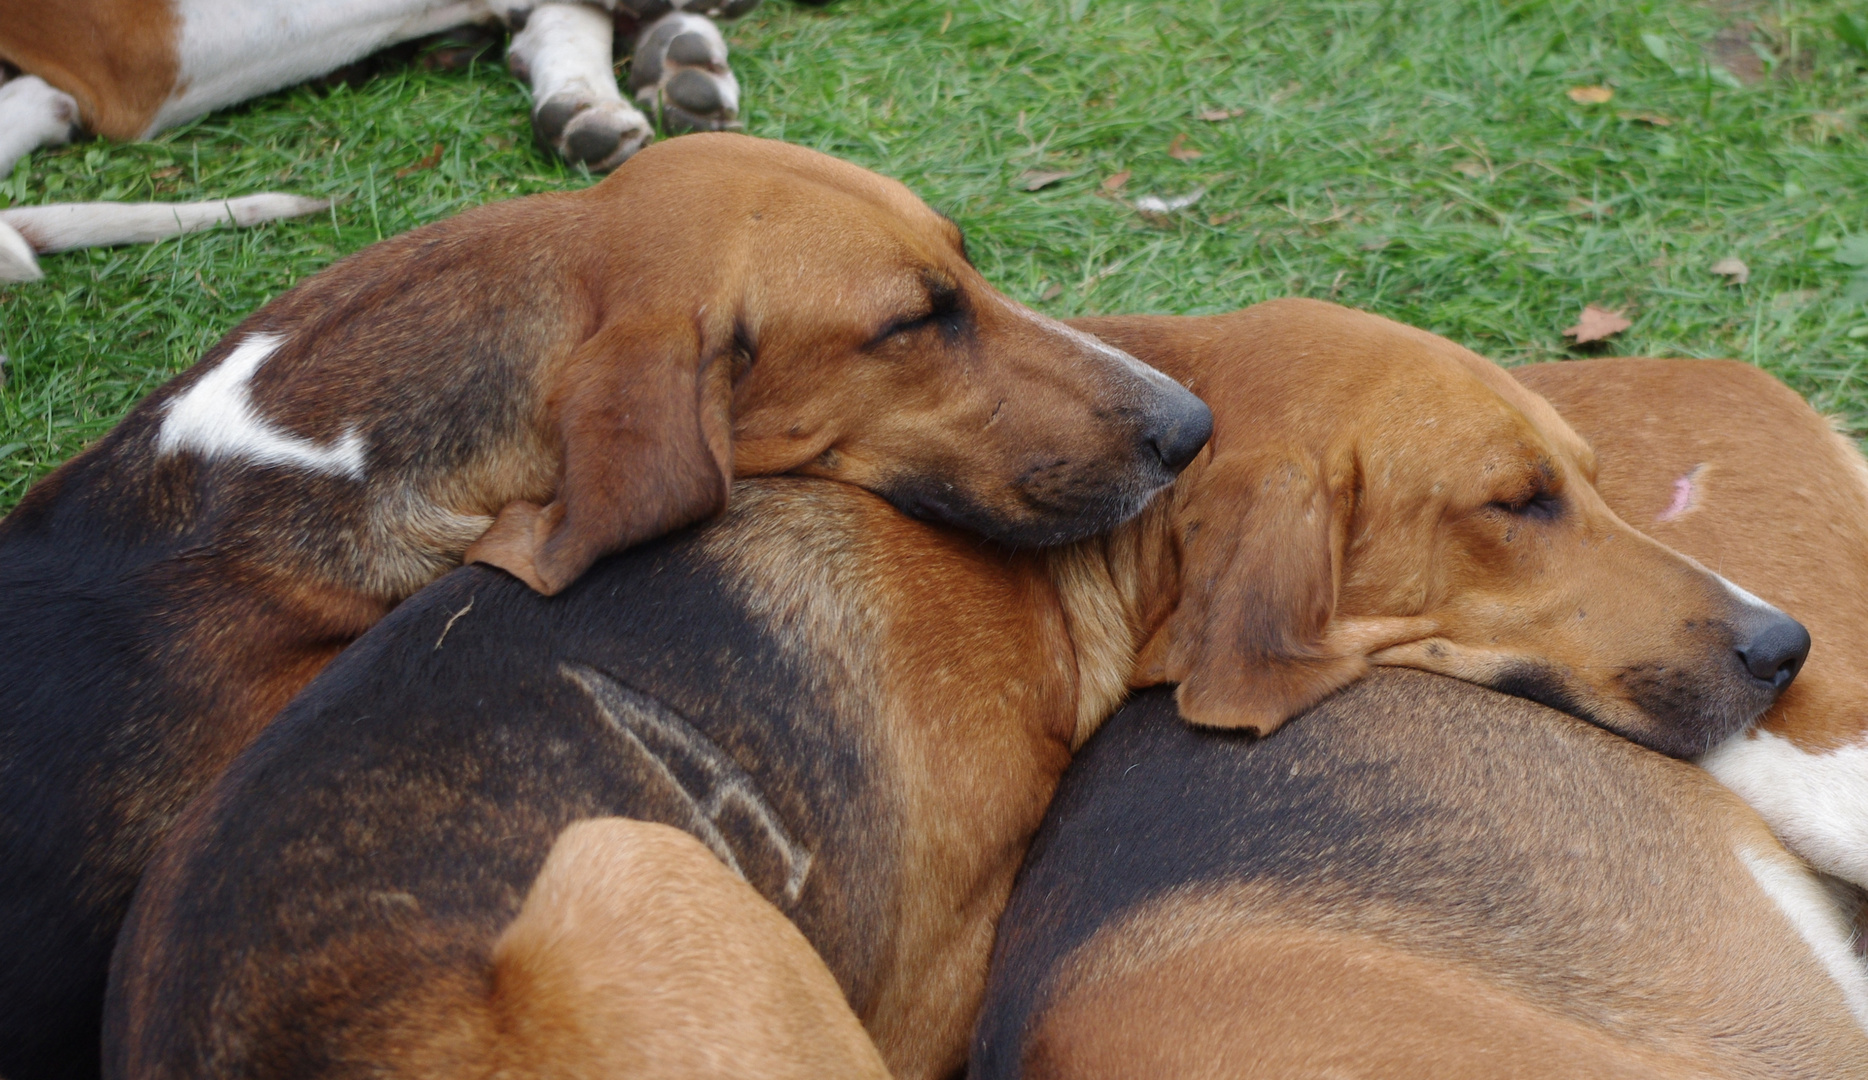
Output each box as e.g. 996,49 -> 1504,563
1134,189 -> 1206,214
1772,289 -> 1820,311
940,9 -> 953,33
1566,85 -> 1613,105
1199,107 -> 1246,121
1101,169 -> 1132,192
1358,236 -> 1392,251
1567,197 -> 1614,219
150,166 -> 183,180
1207,211 -> 1238,226
1619,111 -> 1674,126
1167,133 -> 1204,161
1710,256 -> 1750,285
395,142 -> 444,179
1452,160 -> 1488,178
1562,304 -> 1632,344
1039,282 -> 1063,301
1020,169 -> 1074,191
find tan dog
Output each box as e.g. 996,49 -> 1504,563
975,355 -> 1868,1079
1084,301 -> 1807,753
1520,358 -> 1868,901
0,133 -> 1207,1080
105,302 -> 1805,1080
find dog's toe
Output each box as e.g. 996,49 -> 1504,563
629,13 -> 741,133
532,94 -> 653,171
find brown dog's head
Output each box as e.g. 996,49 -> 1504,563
468,133 -> 1209,595
1092,300 -> 1806,757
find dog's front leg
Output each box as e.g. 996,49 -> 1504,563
623,1 -> 751,133
508,2 -> 654,170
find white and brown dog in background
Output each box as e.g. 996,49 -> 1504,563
0,0 -> 788,281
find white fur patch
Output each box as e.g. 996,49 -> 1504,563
1736,845 -> 1868,1030
152,0 -> 503,134
157,334 -> 367,479
1704,730 -> 1868,889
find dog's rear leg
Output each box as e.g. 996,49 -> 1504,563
626,6 -> 745,133
0,74 -> 80,182
490,817 -> 890,1080
509,3 -> 653,171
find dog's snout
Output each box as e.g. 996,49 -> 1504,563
1736,611 -> 1811,691
1142,391 -> 1214,474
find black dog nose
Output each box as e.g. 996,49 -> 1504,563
1737,613 -> 1811,690
1144,393 -> 1214,473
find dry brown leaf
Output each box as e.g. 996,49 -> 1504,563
1199,107 -> 1246,121
1101,169 -> 1132,192
1208,211 -> 1238,226
1562,304 -> 1632,344
1566,85 -> 1614,105
395,142 -> 444,179
150,166 -> 184,180
1452,160 -> 1488,178
1167,133 -> 1204,161
1020,169 -> 1074,191
1039,282 -> 1063,301
1710,257 -> 1750,285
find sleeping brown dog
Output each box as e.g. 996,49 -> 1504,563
1093,301 -> 1807,750
0,132 -> 1209,1080
105,300 -> 1804,1080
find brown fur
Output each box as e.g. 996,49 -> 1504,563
440,818 -> 888,1079
0,0 -> 178,138
1008,698 -> 1867,1079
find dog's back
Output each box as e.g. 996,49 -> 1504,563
972,672 -> 1868,1079
106,477 -> 1077,1079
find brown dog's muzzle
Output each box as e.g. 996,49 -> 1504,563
1491,573 -> 1812,759
868,314 -> 1214,549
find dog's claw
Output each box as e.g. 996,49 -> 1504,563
630,13 -> 741,133
532,94 -> 653,171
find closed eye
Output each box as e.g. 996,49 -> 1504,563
1490,490 -> 1564,521
870,280 -> 966,347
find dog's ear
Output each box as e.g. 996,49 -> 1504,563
1133,449 -> 1372,735
467,320 -> 735,595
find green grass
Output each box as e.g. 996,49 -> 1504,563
3,0 -> 1867,509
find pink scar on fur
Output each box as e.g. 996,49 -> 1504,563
1657,464 -> 1705,522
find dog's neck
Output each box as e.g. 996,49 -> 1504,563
1044,490 -> 1188,748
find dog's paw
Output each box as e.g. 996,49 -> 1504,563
628,12 -> 741,134
532,93 -> 653,171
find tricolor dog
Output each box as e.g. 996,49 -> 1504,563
973,675 -> 1868,1079
0,0 -> 781,280
105,302 -> 1805,1080
0,133 -> 1210,1080
975,355 -> 1868,1079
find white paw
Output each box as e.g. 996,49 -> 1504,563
533,94 -> 654,170
629,12 -> 741,134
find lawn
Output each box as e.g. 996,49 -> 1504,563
2,0 -> 1866,510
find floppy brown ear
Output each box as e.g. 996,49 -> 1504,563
1133,450 -> 1368,735
466,320 -> 734,595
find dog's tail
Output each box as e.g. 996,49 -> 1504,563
0,194 -> 329,282
473,817 -> 891,1080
